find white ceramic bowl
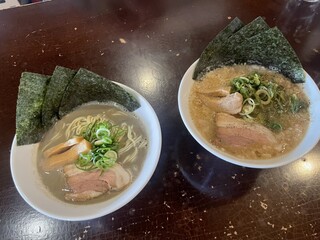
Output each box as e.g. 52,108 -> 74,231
10,83 -> 162,221
178,60 -> 320,168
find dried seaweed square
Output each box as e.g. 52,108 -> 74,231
194,17 -> 269,79
16,72 -> 50,145
236,27 -> 305,83
193,17 -> 305,83
42,66 -> 76,130
59,68 -> 140,117
193,17 -> 244,80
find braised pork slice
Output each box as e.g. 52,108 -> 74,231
65,191 -> 105,202
98,164 -> 132,191
215,113 -> 277,147
198,92 -> 243,115
196,86 -> 231,97
64,163 -> 131,202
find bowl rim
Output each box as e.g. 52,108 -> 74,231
178,59 -> 320,169
10,82 -> 162,221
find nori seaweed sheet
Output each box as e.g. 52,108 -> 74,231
193,17 -> 244,80
16,72 -> 50,145
193,17 -> 305,83
42,66 -> 76,130
212,16 -> 269,65
235,27 -> 305,83
59,68 -> 141,117
193,17 -> 269,79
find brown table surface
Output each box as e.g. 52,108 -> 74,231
1,0 -> 320,239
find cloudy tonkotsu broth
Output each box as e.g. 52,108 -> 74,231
37,103 -> 148,204
189,65 -> 310,159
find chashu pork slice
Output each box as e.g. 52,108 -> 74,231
198,92 -> 243,115
215,113 -> 277,147
196,86 -> 231,97
64,163 -> 131,202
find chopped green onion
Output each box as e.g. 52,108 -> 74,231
104,150 -> 118,162
230,72 -> 309,133
75,120 -> 126,171
255,89 -> 271,105
290,94 -> 308,113
96,127 -> 110,139
240,98 -> 256,118
270,122 -> 283,133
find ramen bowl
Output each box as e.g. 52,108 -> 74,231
10,83 -> 162,221
178,60 -> 320,169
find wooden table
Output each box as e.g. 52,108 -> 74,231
1,0 -> 320,239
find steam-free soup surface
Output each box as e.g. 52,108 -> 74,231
189,65 -> 310,159
37,103 -> 148,204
